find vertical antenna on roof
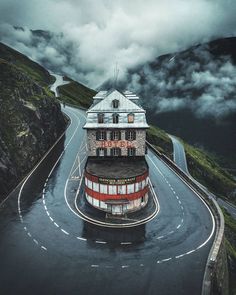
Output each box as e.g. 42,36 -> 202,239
113,62 -> 119,89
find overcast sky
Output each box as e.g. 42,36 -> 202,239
1,0 -> 236,118
0,0 -> 236,89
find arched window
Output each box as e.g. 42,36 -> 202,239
112,99 -> 119,108
98,113 -> 104,123
112,113 -> 119,124
127,113 -> 134,123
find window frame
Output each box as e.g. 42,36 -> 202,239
97,113 -> 105,124
112,113 -> 119,124
127,113 -> 135,123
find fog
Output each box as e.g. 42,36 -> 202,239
0,0 -> 236,118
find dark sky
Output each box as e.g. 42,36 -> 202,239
0,0 -> 236,87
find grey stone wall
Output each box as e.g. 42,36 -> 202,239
87,129 -> 146,156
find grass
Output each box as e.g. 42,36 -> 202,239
58,80 -> 97,109
221,208 -> 236,295
146,125 -> 173,159
184,142 -> 236,200
0,42 -> 53,87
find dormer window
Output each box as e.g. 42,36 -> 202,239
98,113 -> 104,123
128,113 -> 134,123
112,99 -> 119,108
113,113 -> 119,124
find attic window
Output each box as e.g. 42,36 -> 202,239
98,113 -> 104,123
113,113 -> 119,124
112,99 -> 119,108
128,113 -> 134,123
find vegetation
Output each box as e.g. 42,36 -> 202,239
146,125 -> 173,159
0,42 -> 54,87
58,80 -> 97,109
184,142 -> 236,201
221,208 -> 236,295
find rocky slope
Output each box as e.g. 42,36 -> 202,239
0,57 -> 66,200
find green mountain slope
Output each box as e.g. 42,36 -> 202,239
58,80 -> 97,109
0,49 -> 66,200
147,125 -> 236,201
0,42 -> 54,87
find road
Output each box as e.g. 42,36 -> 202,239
169,134 -> 236,219
0,79 -> 215,295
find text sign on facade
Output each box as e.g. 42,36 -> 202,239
98,177 -> 136,185
97,140 -> 135,148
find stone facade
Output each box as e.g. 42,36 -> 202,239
87,129 -> 146,157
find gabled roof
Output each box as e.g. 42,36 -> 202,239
87,89 -> 144,113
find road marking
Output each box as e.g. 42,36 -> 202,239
41,246 -> 47,251
91,265 -> 99,268
95,240 -> 107,244
122,265 -> 129,268
77,237 -> 87,241
61,229 -> 69,235
33,239 -> 39,245
186,250 -> 195,255
121,242 -> 132,245
177,224 -> 181,229
27,232 -> 32,237
54,222 -> 59,228
162,258 -> 172,262
49,216 -> 54,222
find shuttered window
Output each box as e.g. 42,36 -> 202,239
113,113 -> 119,124
98,113 -> 104,123
125,130 -> 136,141
110,130 -> 121,140
96,130 -> 106,140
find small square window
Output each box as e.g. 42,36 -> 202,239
128,114 -> 134,123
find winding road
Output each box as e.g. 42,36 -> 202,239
0,77 -> 216,295
169,134 -> 236,220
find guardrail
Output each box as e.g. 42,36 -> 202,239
146,141 -> 225,295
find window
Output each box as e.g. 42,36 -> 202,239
127,147 -> 136,156
113,113 -> 119,124
128,113 -> 134,123
98,113 -> 104,123
112,99 -> 119,108
111,130 -> 121,140
96,148 -> 106,157
96,130 -> 106,140
126,130 -> 136,141
111,148 -> 121,157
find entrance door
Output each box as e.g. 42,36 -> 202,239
112,205 -> 122,215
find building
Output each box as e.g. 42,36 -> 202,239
83,89 -> 149,215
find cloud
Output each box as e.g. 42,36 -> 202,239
0,0 -> 236,89
0,0 -> 236,119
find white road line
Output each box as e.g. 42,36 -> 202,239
95,241 -> 107,244
162,258 -> 172,262
76,237 -> 87,241
27,232 -> 32,237
54,222 -> 59,228
33,239 -> 39,245
157,235 -> 164,239
61,229 -> 69,235
177,224 -> 181,229
121,242 -> 132,245
186,250 -> 195,255
91,265 -> 99,268
49,216 -> 54,222
41,246 -> 47,251
175,254 -> 185,259
122,265 -> 129,268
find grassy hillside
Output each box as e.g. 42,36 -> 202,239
0,42 -> 54,87
146,125 -> 173,159
222,208 -> 236,295
184,142 -> 236,201
58,80 -> 97,109
147,125 -> 236,201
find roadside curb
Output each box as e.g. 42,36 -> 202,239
146,141 -> 226,295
